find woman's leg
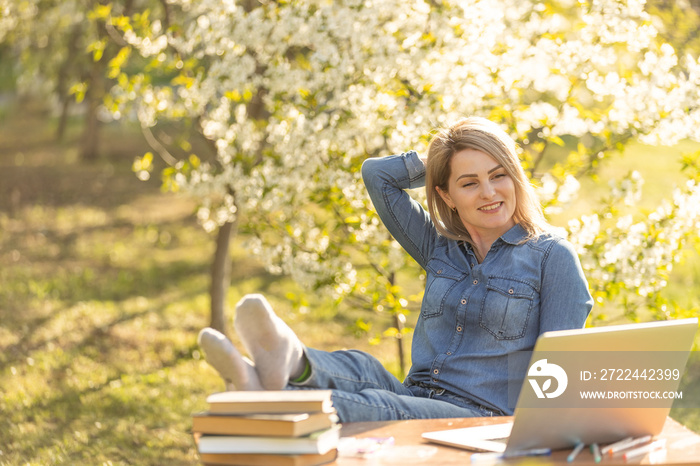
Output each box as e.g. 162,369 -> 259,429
326,387 -> 486,422
199,310 -> 410,395
205,294 -> 413,396
201,294 -> 492,421
293,348 -> 485,421
233,294 -> 417,396
297,347 -> 408,393
199,294 -> 489,421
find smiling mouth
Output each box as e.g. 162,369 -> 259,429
479,202 -> 503,212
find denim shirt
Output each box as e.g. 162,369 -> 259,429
361,151 -> 593,415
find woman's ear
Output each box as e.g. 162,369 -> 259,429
435,186 -> 455,211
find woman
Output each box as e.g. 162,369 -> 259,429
198,117 -> 592,422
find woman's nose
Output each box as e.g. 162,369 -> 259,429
480,181 -> 495,199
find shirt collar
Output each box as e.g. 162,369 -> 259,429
500,223 -> 528,245
460,224 -> 528,254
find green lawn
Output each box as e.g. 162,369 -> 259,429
1,103 -> 698,464
0,103 -> 403,464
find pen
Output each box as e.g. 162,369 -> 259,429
590,443 -> 602,463
600,436 -> 633,455
622,438 -> 666,461
567,441 -> 585,462
604,435 -> 652,456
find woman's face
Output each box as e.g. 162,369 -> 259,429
437,148 -> 516,241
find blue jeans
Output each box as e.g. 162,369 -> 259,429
291,348 -> 503,422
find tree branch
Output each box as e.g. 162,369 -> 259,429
141,124 -> 179,166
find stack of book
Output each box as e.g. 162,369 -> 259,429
193,390 -> 340,466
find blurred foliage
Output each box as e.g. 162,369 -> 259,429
648,0 -> 700,57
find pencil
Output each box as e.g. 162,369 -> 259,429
605,435 -> 652,456
622,438 -> 667,460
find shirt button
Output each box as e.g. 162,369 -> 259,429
508,288 -> 514,294
437,269 -> 442,274
446,351 -> 452,355
456,326 -> 462,332
461,299 -> 467,305
473,279 -> 478,285
433,369 -> 439,375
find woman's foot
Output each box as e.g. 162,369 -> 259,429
197,327 -> 263,390
234,294 -> 307,390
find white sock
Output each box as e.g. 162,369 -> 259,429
197,327 -> 263,391
234,294 -> 306,390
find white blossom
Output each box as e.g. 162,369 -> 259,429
101,0 -> 700,316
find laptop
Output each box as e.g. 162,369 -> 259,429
422,317 -> 698,454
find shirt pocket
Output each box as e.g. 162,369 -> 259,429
422,259 -> 466,318
479,277 -> 536,340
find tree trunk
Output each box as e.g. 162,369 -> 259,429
394,311 -> 406,378
80,58 -> 104,161
388,272 -> 406,377
209,219 -> 236,333
56,95 -> 71,142
56,24 -> 82,142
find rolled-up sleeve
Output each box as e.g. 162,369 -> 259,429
361,152 -> 436,269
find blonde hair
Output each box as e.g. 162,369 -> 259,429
426,117 -> 548,244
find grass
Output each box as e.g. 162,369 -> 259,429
1,100 -> 699,464
0,102 -> 401,465
0,104 -> 207,464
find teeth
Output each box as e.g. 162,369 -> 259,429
480,202 -> 501,211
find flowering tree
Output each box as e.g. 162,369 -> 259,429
106,0 -> 700,370
0,0 -> 150,159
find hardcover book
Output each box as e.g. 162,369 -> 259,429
192,411 -> 338,437
195,425 -> 341,455
206,390 -> 334,415
198,449 -> 338,466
